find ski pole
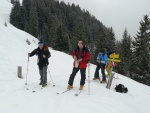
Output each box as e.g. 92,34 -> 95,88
47,65 -> 55,87
88,63 -> 90,95
25,55 -> 29,85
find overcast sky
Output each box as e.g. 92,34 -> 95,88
59,0 -> 150,40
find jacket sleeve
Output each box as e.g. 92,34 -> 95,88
45,49 -> 51,59
30,49 -> 38,57
100,54 -> 108,64
82,49 -> 90,62
104,54 -> 108,64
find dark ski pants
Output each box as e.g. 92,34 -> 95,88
39,66 -> 47,84
68,67 -> 86,86
94,63 -> 106,81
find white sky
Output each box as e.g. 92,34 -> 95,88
59,0 -> 150,40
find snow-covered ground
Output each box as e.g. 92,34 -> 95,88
0,0 -> 150,113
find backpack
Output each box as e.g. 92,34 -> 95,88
44,46 -> 48,53
115,84 -> 128,93
37,45 -> 49,54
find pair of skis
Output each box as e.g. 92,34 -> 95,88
26,85 -> 47,93
57,63 -> 91,96
57,89 -> 82,96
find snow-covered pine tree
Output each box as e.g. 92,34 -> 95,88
107,27 -> 116,51
94,26 -> 107,63
29,6 -> 38,37
117,28 -> 132,76
10,0 -> 22,29
131,15 -> 150,86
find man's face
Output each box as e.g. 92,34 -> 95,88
100,52 -> 104,55
78,42 -> 84,49
39,45 -> 43,50
104,48 -> 107,51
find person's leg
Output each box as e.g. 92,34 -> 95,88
106,61 -> 111,76
101,64 -> 106,81
80,68 -> 86,86
68,67 -> 79,86
42,66 -> 47,84
94,64 -> 101,79
39,66 -> 43,84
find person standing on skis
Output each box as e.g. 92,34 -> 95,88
28,41 -> 51,87
93,49 -> 108,83
67,41 -> 90,90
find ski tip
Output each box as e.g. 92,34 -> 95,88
32,91 -> 36,93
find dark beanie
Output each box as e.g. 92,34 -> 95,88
100,49 -> 105,53
38,41 -> 44,44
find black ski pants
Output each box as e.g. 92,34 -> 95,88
94,63 -> 106,81
68,67 -> 86,86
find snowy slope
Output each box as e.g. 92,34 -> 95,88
0,0 -> 150,113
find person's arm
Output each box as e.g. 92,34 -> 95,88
101,54 -> 108,64
45,49 -> 51,59
72,50 -> 77,60
29,49 -> 38,57
97,53 -> 100,60
82,48 -> 90,62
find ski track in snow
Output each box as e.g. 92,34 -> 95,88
0,0 -> 150,113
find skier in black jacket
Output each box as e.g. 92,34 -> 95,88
28,41 -> 51,87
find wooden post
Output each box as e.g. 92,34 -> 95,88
18,66 -> 22,78
106,54 -> 121,89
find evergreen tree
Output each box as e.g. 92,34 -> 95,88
11,0 -> 15,4
10,1 -> 22,29
54,26 -> 69,52
107,27 -> 116,50
22,0 -> 31,21
94,26 -> 108,63
24,22 -> 30,33
29,6 -> 38,37
117,28 -> 132,76
131,15 -> 150,85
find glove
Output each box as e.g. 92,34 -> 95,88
78,59 -> 82,62
43,54 -> 46,58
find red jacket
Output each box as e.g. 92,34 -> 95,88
72,47 -> 90,69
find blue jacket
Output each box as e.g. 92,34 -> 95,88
97,53 -> 108,64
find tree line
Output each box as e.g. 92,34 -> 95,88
10,0 -> 116,64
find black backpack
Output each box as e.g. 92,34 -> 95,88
115,84 -> 128,93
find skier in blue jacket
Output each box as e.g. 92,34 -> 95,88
93,49 -> 108,83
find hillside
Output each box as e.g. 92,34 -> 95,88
0,0 -> 150,113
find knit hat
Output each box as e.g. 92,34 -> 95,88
100,49 -> 105,53
38,41 -> 44,46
